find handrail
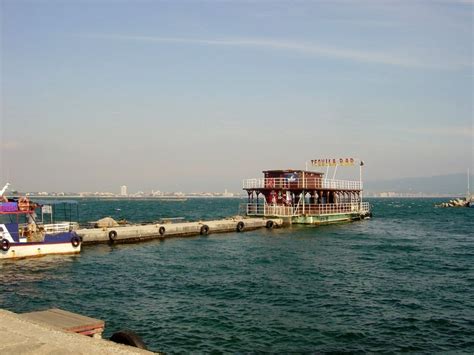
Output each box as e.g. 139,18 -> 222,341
42,222 -> 79,233
243,177 -> 362,190
246,202 -> 370,217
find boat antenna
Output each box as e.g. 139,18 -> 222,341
468,168 -> 470,199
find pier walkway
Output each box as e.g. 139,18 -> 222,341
0,309 -> 153,354
77,217 -> 283,245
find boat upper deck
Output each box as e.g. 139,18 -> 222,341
243,169 -> 362,191
243,177 -> 362,191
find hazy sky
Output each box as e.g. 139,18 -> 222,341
1,0 -> 472,193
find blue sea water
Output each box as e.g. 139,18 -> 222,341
1,198 -> 473,353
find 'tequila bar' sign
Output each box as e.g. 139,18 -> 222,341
311,158 -> 355,167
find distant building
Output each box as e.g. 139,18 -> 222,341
120,185 -> 128,196
223,189 -> 234,197
151,190 -> 163,196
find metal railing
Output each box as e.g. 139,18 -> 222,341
246,202 -> 370,217
243,177 -> 362,190
42,222 -> 79,233
247,204 -> 295,217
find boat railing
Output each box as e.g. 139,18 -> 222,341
246,202 -> 370,217
247,204 -> 295,217
243,177 -> 362,190
42,222 -> 79,233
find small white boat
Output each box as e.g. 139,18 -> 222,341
0,194 -> 81,260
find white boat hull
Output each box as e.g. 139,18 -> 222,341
0,242 -> 80,259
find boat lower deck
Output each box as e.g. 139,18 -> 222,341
0,241 -> 81,259
290,211 -> 370,225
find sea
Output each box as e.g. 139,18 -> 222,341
1,198 -> 472,353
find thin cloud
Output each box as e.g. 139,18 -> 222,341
405,126 -> 473,138
435,0 -> 473,3
1,141 -> 21,151
83,34 -> 467,70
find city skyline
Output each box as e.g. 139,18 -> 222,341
6,170 -> 471,198
1,1 -> 472,192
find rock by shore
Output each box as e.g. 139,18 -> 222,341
436,198 -> 469,208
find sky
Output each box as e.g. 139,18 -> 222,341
1,0 -> 473,193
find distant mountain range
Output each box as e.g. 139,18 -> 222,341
365,173 -> 472,195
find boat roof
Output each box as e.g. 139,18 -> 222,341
0,199 -> 78,215
263,169 -> 324,175
2,198 -> 78,205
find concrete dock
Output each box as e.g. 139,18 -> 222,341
21,308 -> 105,338
77,217 -> 282,245
0,309 -> 153,354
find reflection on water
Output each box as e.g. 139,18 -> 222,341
0,254 -> 80,304
0,254 -> 80,281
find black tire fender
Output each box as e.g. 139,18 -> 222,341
236,221 -> 245,232
1,239 -> 10,252
110,330 -> 147,350
71,236 -> 81,248
108,230 -> 117,241
159,226 -> 166,236
200,225 -> 209,235
266,220 -> 274,229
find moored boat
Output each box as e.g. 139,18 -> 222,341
0,190 -> 81,259
242,158 -> 371,225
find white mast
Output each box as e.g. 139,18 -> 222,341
468,168 -> 470,199
359,160 -> 364,207
0,183 -> 10,196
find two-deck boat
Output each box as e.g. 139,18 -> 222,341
243,159 -> 371,224
0,193 -> 81,259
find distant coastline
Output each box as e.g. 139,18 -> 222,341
19,195 -> 247,200
12,194 -> 466,200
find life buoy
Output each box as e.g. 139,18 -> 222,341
200,225 -> 209,235
159,226 -> 166,236
108,230 -> 117,241
71,236 -> 81,248
236,221 -> 245,232
266,220 -> 274,229
1,239 -> 10,252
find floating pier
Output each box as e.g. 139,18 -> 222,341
77,217 -> 283,245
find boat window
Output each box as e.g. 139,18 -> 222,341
0,215 -> 13,224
